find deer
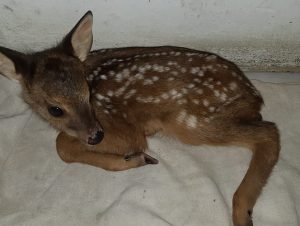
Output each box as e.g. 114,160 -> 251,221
0,11 -> 280,226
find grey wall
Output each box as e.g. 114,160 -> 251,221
1,0 -> 300,72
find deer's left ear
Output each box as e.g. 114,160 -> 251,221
0,47 -> 30,82
62,11 -> 93,62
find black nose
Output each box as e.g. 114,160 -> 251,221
88,130 -> 104,145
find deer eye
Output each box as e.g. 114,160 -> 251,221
48,106 -> 64,117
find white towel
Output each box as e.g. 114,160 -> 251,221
0,75 -> 299,226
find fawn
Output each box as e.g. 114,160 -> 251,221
0,11 -> 280,226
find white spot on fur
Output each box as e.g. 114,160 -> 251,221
143,79 -> 154,85
153,98 -> 161,103
135,73 -> 144,80
222,65 -> 228,69
177,110 -> 187,123
193,78 -> 201,83
95,93 -> 105,100
204,117 -> 210,123
145,64 -> 152,70
206,65 -> 215,71
115,73 -> 123,83
136,96 -> 154,103
181,67 -> 187,73
203,99 -> 209,107
185,52 -> 196,56
167,61 -> 178,66
87,74 -> 94,81
206,55 -> 217,61
190,67 -> 200,74
220,93 -> 227,101
138,66 -> 146,73
170,71 -> 178,76
196,89 -> 203,95
107,90 -> 114,97
115,86 -> 126,97
229,82 -> 238,91
173,92 -> 183,99
153,64 -> 165,72
161,93 -> 169,99
108,71 -> 115,76
169,89 -> 177,96
192,99 -> 200,105
100,74 -> 107,80
177,99 -> 187,105
187,83 -> 195,89
122,69 -> 130,77
131,65 -> 137,71
152,76 -> 159,81
118,63 -> 125,68
214,90 -> 220,97
198,71 -> 204,77
209,106 -> 215,112
186,115 -> 197,128
181,88 -> 188,94
124,89 -> 137,99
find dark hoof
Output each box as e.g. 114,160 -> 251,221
144,153 -> 159,164
233,208 -> 253,226
124,152 -> 159,165
247,210 -> 253,226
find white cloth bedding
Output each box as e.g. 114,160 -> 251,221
0,75 -> 299,226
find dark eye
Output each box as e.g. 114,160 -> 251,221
48,106 -> 64,117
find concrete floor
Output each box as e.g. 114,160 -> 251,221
247,72 -> 300,84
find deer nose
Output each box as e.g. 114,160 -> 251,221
88,130 -> 104,145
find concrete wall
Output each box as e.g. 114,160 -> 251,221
1,0 -> 300,72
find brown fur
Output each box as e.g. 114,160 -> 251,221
0,11 -> 280,226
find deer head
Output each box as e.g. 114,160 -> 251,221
0,11 -> 104,145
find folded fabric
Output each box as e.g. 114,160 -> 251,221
0,75 -> 299,226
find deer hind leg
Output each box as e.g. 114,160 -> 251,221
229,121 -> 280,226
56,132 -> 158,171
163,119 -> 280,226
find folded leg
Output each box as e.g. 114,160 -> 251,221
56,132 -> 158,171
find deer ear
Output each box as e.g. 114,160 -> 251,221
62,11 -> 93,62
0,47 -> 30,82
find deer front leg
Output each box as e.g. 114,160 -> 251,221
56,132 -> 158,171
